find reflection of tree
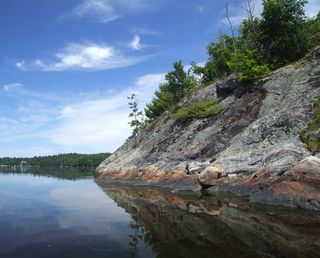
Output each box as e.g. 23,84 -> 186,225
0,166 -> 94,180
20,161 -> 29,173
128,216 -> 148,258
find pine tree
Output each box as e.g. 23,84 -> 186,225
127,94 -> 145,136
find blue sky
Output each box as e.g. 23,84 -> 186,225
0,0 -> 319,157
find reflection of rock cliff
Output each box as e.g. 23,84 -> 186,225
96,48 -> 320,210
97,182 -> 320,258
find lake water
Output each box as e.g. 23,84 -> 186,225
0,167 -> 320,258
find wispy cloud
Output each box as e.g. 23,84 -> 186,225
129,35 -> 142,50
0,73 -> 165,156
3,83 -> 24,92
15,61 -> 26,70
16,42 -> 149,72
68,0 -> 120,23
1,83 -> 81,101
50,72 -> 165,152
62,0 -> 156,23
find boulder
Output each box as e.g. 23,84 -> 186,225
199,166 -> 222,186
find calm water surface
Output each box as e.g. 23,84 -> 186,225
0,167 -> 320,258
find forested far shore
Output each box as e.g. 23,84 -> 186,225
0,153 -> 111,168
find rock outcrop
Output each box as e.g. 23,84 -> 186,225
96,47 -> 320,210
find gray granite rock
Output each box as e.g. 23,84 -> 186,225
97,48 -> 320,205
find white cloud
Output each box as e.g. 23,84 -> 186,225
71,0 -> 120,23
15,61 -> 25,70
129,35 -> 142,50
1,82 -> 79,101
0,73 -> 165,156
17,42 -> 148,72
2,83 -> 24,92
64,0 -> 156,23
49,72 -> 165,152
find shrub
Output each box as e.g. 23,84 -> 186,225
171,98 -> 225,122
227,49 -> 270,83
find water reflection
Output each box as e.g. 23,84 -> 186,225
0,166 -> 93,180
97,182 -> 320,258
0,169 -> 319,258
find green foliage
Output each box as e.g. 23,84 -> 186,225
203,35 -> 235,83
171,98 -> 225,122
239,18 -> 266,63
300,97 -> 320,154
165,61 -> 196,102
259,0 -> 308,68
145,61 -> 196,120
145,83 -> 175,119
304,12 -> 320,50
0,153 -> 111,168
227,49 -> 270,83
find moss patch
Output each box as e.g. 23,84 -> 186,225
300,97 -> 320,153
171,98 -> 226,122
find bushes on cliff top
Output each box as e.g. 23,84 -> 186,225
171,98 -> 225,122
197,0 -> 313,84
300,97 -> 320,153
142,0 -> 319,124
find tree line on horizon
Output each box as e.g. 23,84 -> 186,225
128,0 -> 320,136
0,153 -> 111,168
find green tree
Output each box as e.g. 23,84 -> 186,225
145,61 -> 196,120
259,0 -> 308,68
202,35 -> 235,83
165,61 -> 196,102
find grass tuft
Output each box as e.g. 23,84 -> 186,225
171,98 -> 226,122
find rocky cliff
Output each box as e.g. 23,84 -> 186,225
96,48 -> 320,210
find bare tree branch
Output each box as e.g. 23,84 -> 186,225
225,4 -> 236,39
243,0 -> 255,21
